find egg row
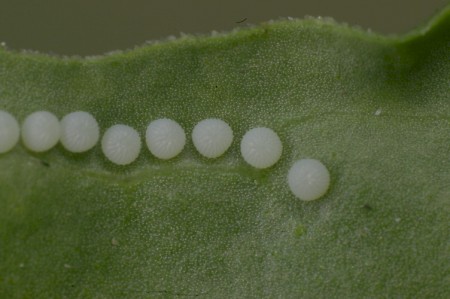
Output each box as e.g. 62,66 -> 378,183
0,110 -> 331,201
0,110 -> 283,167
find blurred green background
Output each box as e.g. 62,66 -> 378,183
0,0 -> 447,56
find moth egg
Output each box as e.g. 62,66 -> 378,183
240,127 -> 282,169
21,111 -> 61,152
192,118 -> 233,158
101,124 -> 141,165
288,159 -> 330,201
0,110 -> 20,154
145,118 -> 186,160
60,111 -> 99,153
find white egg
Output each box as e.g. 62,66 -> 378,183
0,110 -> 20,154
145,118 -> 186,160
60,111 -> 99,153
288,159 -> 330,201
192,118 -> 233,158
240,127 -> 282,168
21,111 -> 61,152
101,124 -> 141,165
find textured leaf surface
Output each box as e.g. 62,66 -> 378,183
0,8 -> 449,298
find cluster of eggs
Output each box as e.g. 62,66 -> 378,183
0,110 -> 330,201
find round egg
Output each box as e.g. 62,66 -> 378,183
60,111 -> 99,153
240,127 -> 282,169
101,124 -> 141,165
0,110 -> 20,154
288,159 -> 330,201
145,118 -> 186,160
21,111 -> 61,152
192,118 -> 233,158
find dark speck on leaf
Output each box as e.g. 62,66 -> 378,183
362,204 -> 373,211
41,160 -> 50,167
236,17 -> 247,24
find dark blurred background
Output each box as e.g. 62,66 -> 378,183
0,0 -> 447,56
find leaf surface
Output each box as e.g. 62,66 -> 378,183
0,8 -> 449,298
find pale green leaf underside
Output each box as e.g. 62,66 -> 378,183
0,7 -> 449,298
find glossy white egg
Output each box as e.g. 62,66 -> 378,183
60,111 -> 99,153
240,127 -> 282,168
21,111 -> 61,152
0,110 -> 20,153
192,118 -> 233,158
288,159 -> 330,201
101,124 -> 141,165
145,118 -> 186,160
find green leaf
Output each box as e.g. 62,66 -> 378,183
1,7 -> 449,298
